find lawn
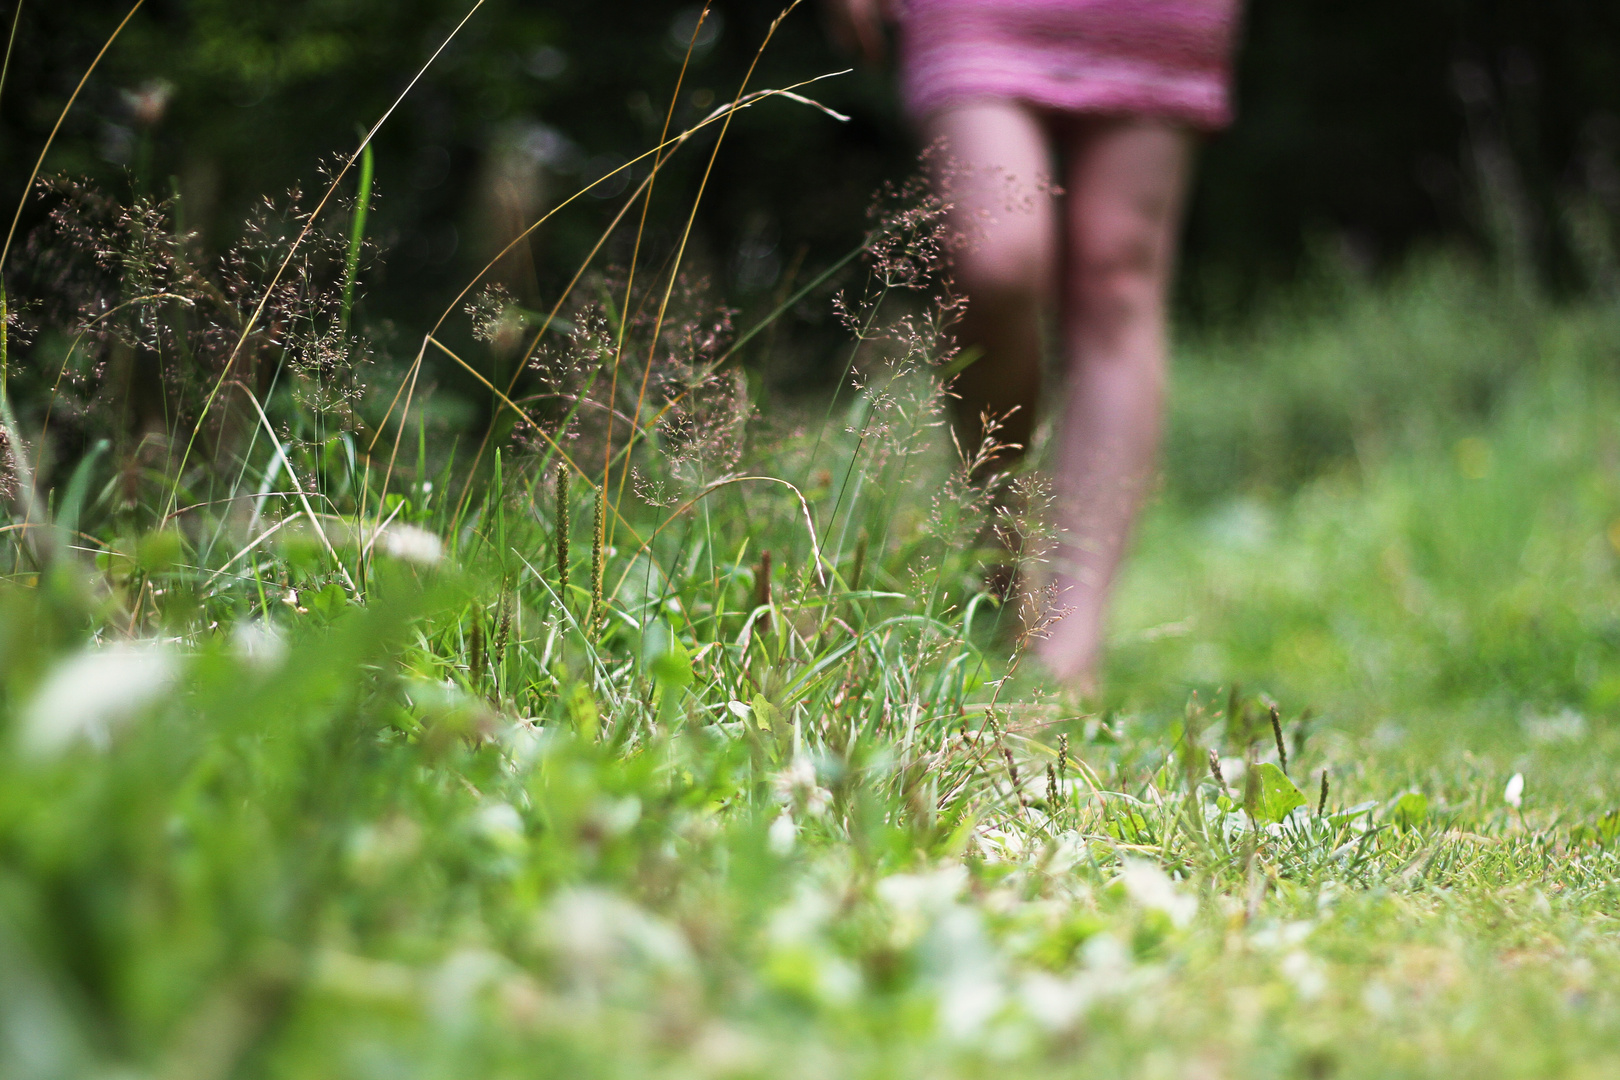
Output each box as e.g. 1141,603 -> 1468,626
2,14 -> 1619,1069
4,217 -> 1619,1078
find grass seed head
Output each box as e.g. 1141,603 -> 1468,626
589,486 -> 605,632
495,592 -> 512,673
753,549 -> 773,633
469,617 -> 486,683
1269,703 -> 1288,774
555,467 -> 571,601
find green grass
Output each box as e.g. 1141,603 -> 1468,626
1123,263 -> 1620,735
4,242 -> 1620,1078
5,19 -> 1620,1061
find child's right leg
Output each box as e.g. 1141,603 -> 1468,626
921,101 -> 1058,469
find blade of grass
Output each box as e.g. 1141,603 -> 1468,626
611,475 -> 826,601
339,138 -> 374,333
0,1 -> 20,109
240,386 -> 357,596
448,0 -> 711,528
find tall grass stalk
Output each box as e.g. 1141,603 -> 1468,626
339,139 -> 373,332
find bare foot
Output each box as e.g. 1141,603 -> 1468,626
1031,577 -> 1102,695
1036,640 -> 1099,698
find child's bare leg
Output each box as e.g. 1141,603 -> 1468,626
921,102 -> 1057,469
1038,118 -> 1192,688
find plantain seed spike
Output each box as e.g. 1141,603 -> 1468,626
555,467 -> 570,601
1269,704 -> 1288,774
753,549 -> 772,633
588,486 -> 605,633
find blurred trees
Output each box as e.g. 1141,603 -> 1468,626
3,0 -> 1618,338
1190,0 -> 1620,313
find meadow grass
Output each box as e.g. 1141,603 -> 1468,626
4,9 -> 1620,1076
5,230 -> 1620,1077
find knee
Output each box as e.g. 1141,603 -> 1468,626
952,225 -> 1052,313
1068,206 -> 1178,327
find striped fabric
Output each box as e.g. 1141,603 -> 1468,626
897,0 -> 1244,129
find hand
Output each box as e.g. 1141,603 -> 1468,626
822,0 -> 893,66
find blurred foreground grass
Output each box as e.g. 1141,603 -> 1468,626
5,246 -> 1620,1080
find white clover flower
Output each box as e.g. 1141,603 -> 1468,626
875,866 -> 969,953
940,970 -> 1004,1039
500,721 -> 546,770
1019,971 -> 1094,1032
378,523 -> 444,566
771,754 -> 831,817
876,865 -> 969,915
1524,708 -> 1585,744
587,795 -> 641,839
1504,772 -> 1525,809
931,906 -> 1004,1038
691,1023 -> 763,1076
1081,932 -> 1131,976
347,816 -> 423,881
473,802 -> 526,851
429,947 -> 510,1029
232,619 -> 287,669
768,811 -> 797,855
772,754 -> 814,798
1118,859 -> 1196,929
22,642 -> 178,757
539,887 -> 693,980
976,825 -> 1028,862
1250,920 -> 1313,951
1362,979 -> 1395,1017
1281,949 -> 1327,1001
1044,834 -> 1088,875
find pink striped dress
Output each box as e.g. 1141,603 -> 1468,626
897,0 -> 1244,129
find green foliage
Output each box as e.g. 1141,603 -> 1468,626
1389,790 -> 1431,830
1249,762 -> 1306,824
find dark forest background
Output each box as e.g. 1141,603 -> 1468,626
4,0 -> 1620,375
